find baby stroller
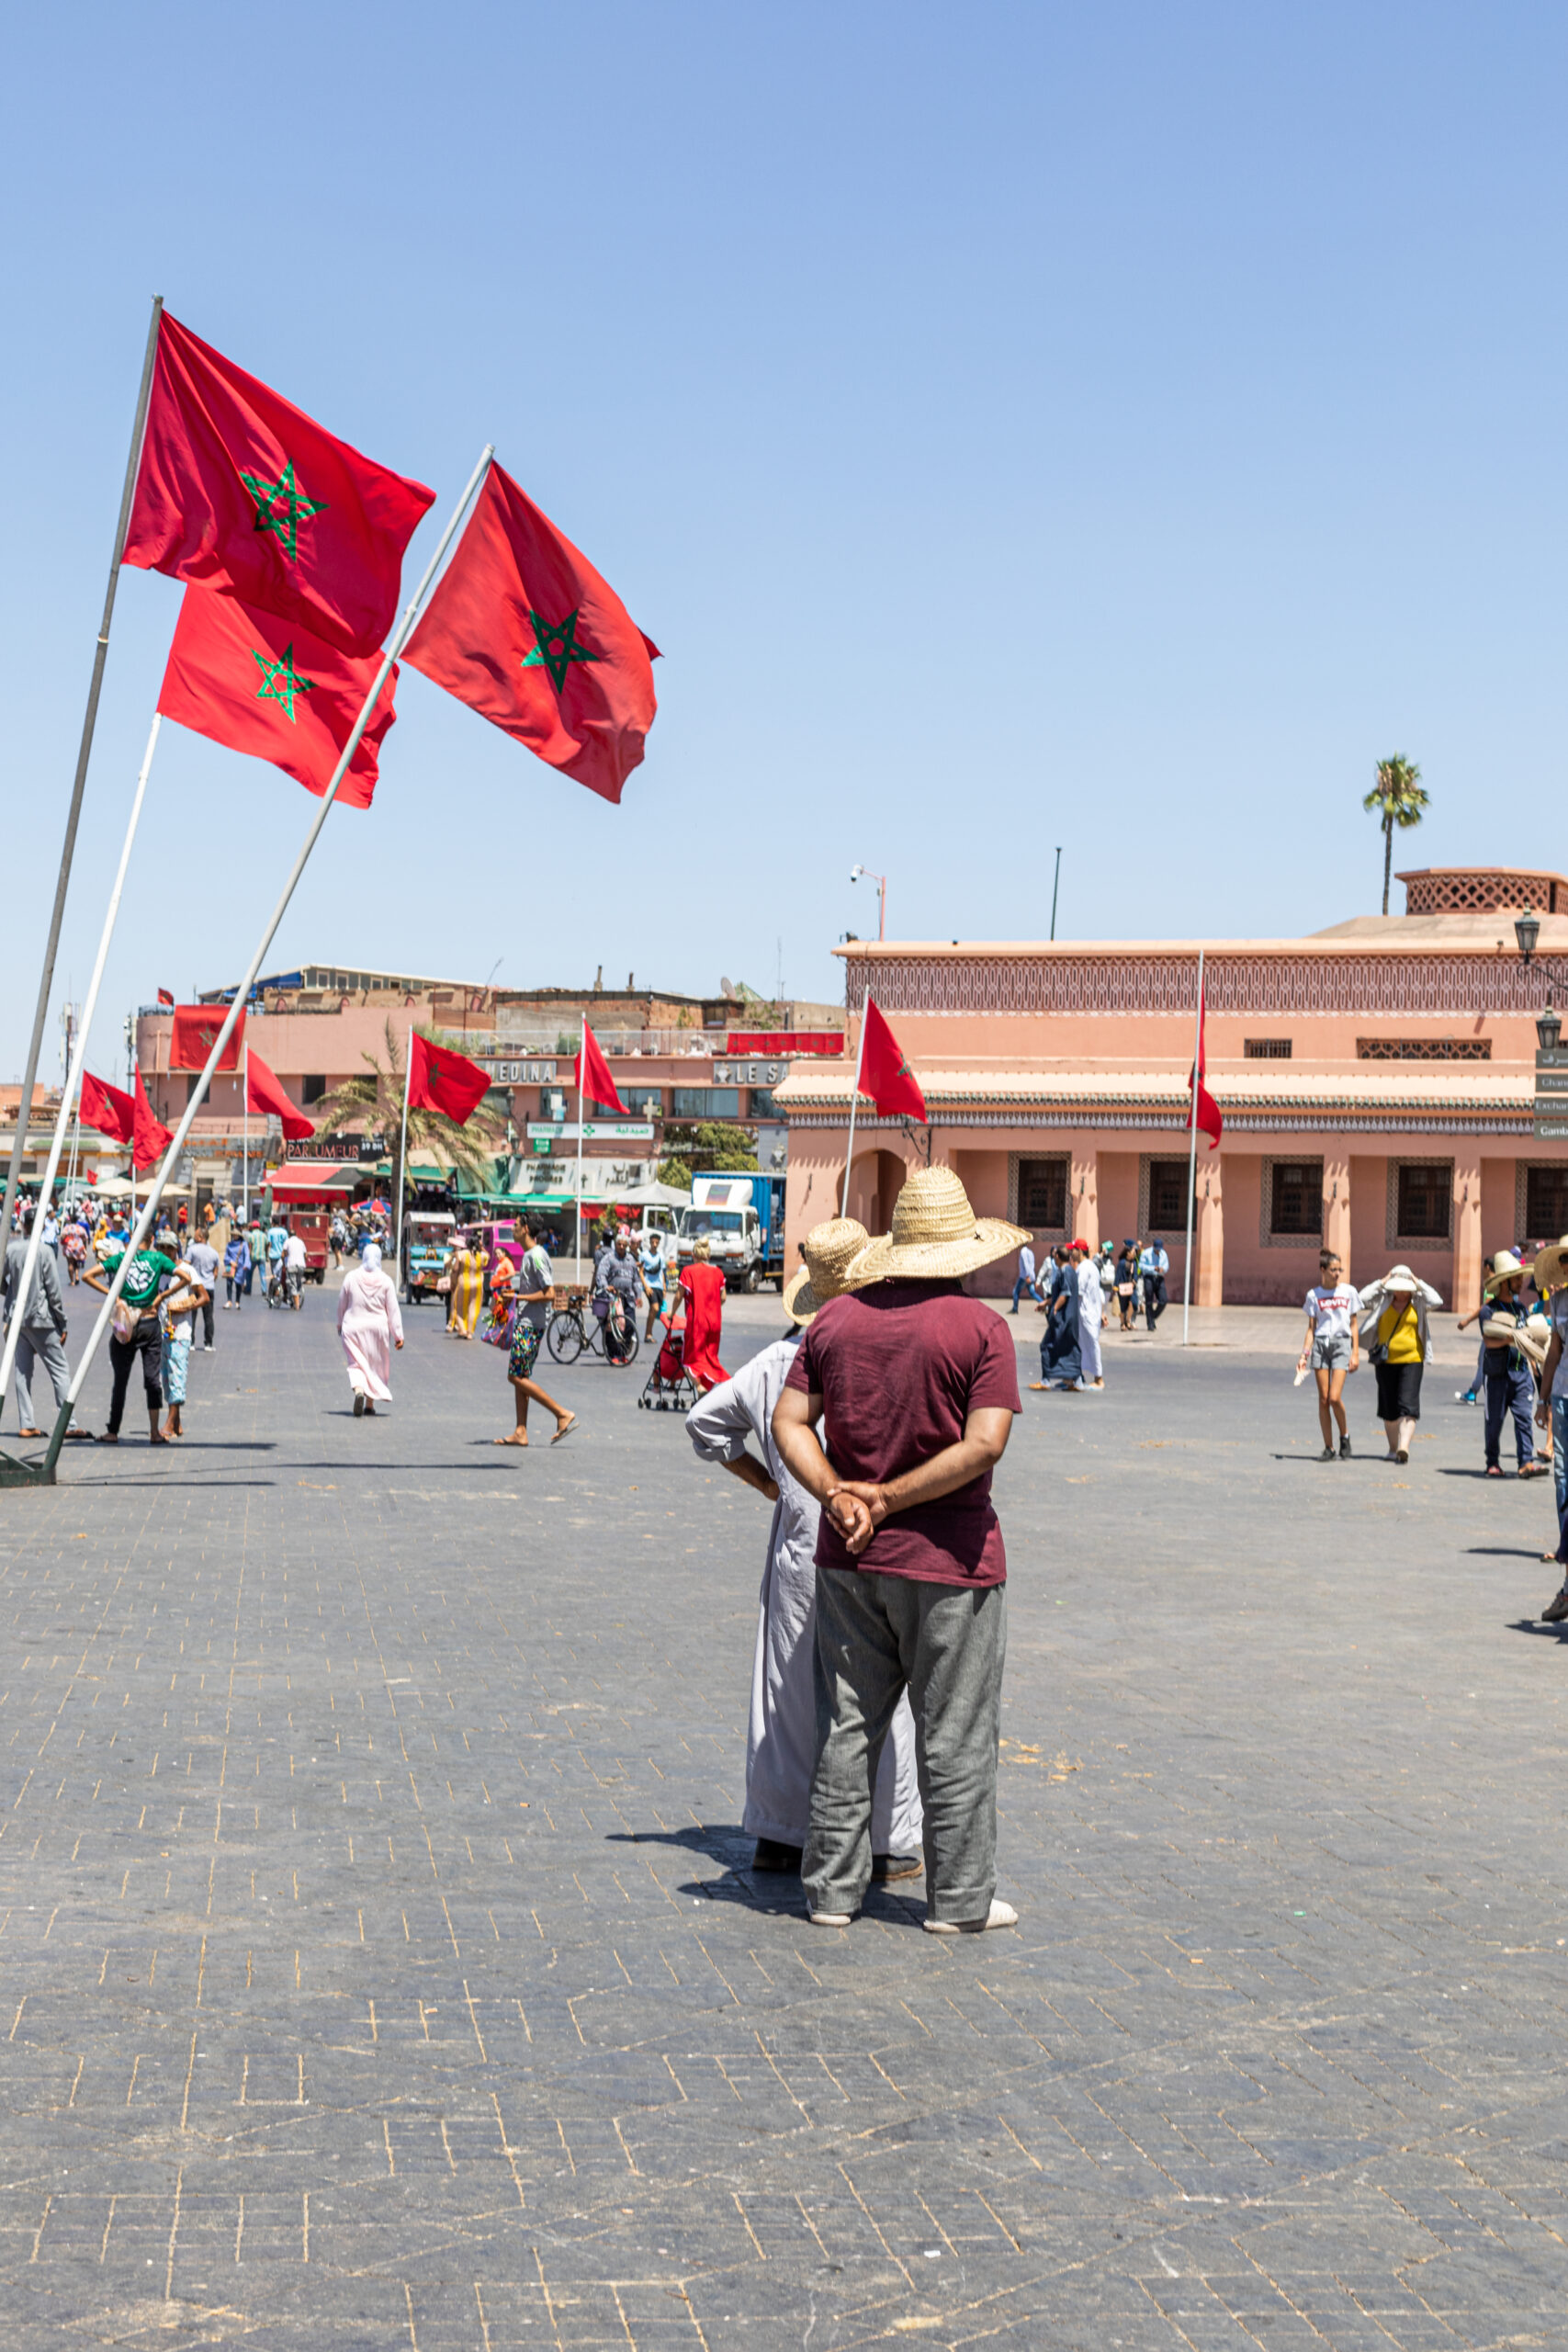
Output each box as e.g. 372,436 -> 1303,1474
638,1305 -> 699,1412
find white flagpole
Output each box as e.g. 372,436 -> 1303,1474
241,1037 -> 250,1225
0,713 -> 162,1419
840,1002 -> 870,1217
1182,947 -> 1204,1347
395,1024 -> 412,1296
576,1012 -> 585,1286
42,443 -> 495,1473
0,297 -> 164,1287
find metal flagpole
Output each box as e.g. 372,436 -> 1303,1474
576,1012 -> 585,1286
1182,947 -> 1204,1346
39,443 -> 495,1477
241,1037 -> 250,1224
0,713 -> 163,1426
840,1003 -> 870,1217
394,1025 -> 412,1297
0,296 -> 163,1288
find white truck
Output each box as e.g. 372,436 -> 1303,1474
674,1172 -> 786,1292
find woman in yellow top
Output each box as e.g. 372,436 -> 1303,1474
446,1234 -> 490,1340
1359,1263 -> 1435,1463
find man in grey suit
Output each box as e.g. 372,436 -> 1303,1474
4,1208 -> 76,1439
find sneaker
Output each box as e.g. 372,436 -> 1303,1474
1319,1445 -> 1336,1461
808,1910 -> 853,1928
870,1852 -> 924,1883
1541,1584 -> 1568,1623
925,1898 -> 1019,1936
750,1838 -> 802,1872
203,1344 -> 213,1352
1339,1433 -> 1352,1459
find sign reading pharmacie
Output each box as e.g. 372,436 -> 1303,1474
525,1122 -> 655,1144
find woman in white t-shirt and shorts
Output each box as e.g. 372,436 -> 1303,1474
1298,1249 -> 1361,1460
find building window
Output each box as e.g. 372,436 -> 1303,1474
1395,1161 -> 1451,1239
629,1091 -> 663,1120
671,1088 -> 740,1118
1016,1158 -> 1067,1229
302,1074 -> 326,1104
1147,1159 -> 1194,1230
1245,1038 -> 1292,1059
1358,1037 -> 1492,1060
1269,1159 -> 1323,1237
748,1088 -> 780,1119
1525,1166 -> 1568,1238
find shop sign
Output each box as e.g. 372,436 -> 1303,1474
713,1059 -> 784,1086
526,1122 -> 654,1143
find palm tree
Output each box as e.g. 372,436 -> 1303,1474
310,1019 -> 506,1212
1362,754 -> 1428,916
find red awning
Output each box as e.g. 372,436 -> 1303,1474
726,1031 -> 843,1055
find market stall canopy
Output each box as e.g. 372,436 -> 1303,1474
268,1164 -> 361,1195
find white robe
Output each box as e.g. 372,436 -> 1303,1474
686,1336 -> 923,1852
1077,1258 -> 1104,1382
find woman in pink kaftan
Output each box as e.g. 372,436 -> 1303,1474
338,1242 -> 404,1417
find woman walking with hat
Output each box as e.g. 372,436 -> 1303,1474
1477,1250 -> 1547,1479
684,1219 -> 922,1879
1531,1237 -> 1568,1617
1358,1263 -> 1440,1463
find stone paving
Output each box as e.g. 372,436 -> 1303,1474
0,1285 -> 1564,2348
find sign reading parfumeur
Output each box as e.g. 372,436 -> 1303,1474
1533,1047 -> 1568,1138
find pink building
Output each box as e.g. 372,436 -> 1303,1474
775,869 -> 1568,1313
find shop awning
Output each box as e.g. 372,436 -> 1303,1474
268,1164 -> 361,1194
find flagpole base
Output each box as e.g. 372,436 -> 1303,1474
0,1448 -> 53,1488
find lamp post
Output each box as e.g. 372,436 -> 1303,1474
1516,906 -> 1540,964
1538,1001 -> 1561,1054
849,865 -> 887,941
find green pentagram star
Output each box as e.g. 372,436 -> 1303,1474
252,641 -> 317,724
521,607 -> 603,695
239,458 -> 328,562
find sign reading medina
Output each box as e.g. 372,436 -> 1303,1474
121,311 -> 434,658
403,461 -> 660,804
157,588 -> 398,809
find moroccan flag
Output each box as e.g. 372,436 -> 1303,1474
169,1001 -> 246,1072
158,588 -> 396,810
156,988 -> 175,1008
575,1020 -> 628,1117
857,999 -> 927,1123
246,1049 -> 314,1141
80,1071 -> 134,1144
407,1034 -> 490,1125
122,311 -> 434,658
1187,988 -> 1223,1148
402,462 -> 659,804
132,1069 -> 174,1172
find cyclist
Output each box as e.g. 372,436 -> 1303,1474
284,1226 -> 309,1309
593,1227 -> 647,1363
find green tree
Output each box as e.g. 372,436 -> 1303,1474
660,1120 -> 758,1175
1362,753 -> 1428,916
311,1018 -> 507,1211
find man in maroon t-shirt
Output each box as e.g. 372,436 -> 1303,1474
773,1166 -> 1027,1934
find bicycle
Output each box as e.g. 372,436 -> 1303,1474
546,1288 -> 641,1367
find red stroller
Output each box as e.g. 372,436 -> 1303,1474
638,1302 -> 700,1412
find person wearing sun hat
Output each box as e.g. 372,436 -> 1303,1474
1476,1250 -> 1545,1480
684,1220 -> 923,1877
1357,1262 -> 1438,1463
772,1165 -> 1027,1935
1530,1237 -> 1568,1618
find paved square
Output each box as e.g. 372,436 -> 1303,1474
0,1292 -> 1563,2347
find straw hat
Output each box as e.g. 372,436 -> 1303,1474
782,1217 -> 871,1325
1517,1311 -> 1552,1370
1533,1234 -> 1568,1293
1378,1262 -> 1421,1297
1484,1249 -> 1528,1295
846,1165 -> 1030,1286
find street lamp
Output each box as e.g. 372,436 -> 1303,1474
849,865 -> 887,942
1516,906 -> 1540,963
1538,1000 -> 1562,1053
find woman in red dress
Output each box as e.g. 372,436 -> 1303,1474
678,1238 -> 729,1392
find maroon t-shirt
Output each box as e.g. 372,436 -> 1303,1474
784,1280 -> 1021,1587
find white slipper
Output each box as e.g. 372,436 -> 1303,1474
924,1898 -> 1018,1936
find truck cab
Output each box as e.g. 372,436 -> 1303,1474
403,1210 -> 457,1302
675,1174 -> 785,1292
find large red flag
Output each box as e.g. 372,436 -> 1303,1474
857,1000 -> 927,1123
246,1049 -> 315,1141
575,1021 -> 628,1117
122,311 -> 434,658
402,463 -> 659,804
80,1071 -> 134,1144
169,1001 -> 246,1071
407,1034 -> 490,1125
1186,988 -> 1223,1149
132,1069 -> 174,1172
158,588 -> 397,809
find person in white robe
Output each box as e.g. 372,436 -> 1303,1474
685,1219 -> 924,1877
337,1242 -> 403,1416
1076,1239 -> 1105,1387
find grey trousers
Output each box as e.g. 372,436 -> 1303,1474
15,1326 -> 69,1429
805,1567 -> 1006,1923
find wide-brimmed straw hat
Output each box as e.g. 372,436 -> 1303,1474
1484,1249 -> 1528,1295
782,1218 -> 871,1325
1534,1234 -> 1568,1293
846,1166 -> 1030,1286
1378,1262 -> 1422,1297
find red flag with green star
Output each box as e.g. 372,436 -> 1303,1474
122,312 -> 434,658
402,462 -> 659,804
156,586 -> 397,809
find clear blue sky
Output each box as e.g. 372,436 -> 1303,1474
4,3 -> 1563,1080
